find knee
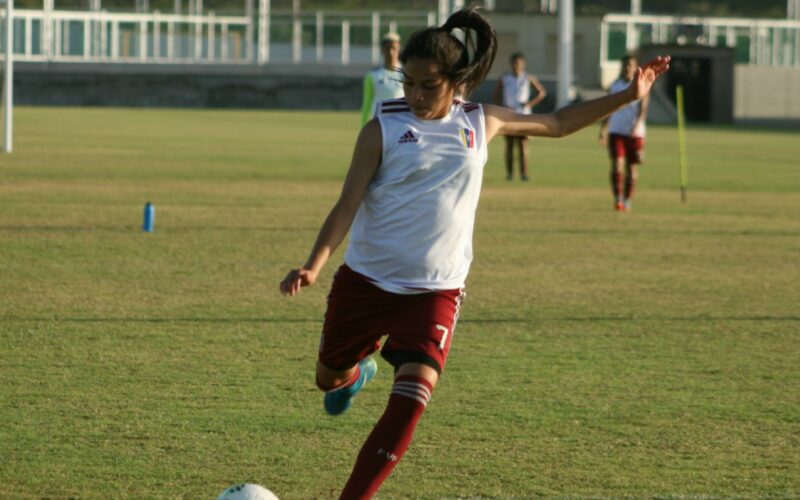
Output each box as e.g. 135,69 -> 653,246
315,361 -> 356,392
394,362 -> 439,389
315,377 -> 338,392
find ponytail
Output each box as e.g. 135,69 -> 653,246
400,6 -> 497,97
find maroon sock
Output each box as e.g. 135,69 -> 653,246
624,174 -> 636,200
339,375 -> 433,500
610,170 -> 623,200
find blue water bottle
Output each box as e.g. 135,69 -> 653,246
143,202 -> 155,232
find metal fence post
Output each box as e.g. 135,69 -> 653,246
153,10 -> 160,58
83,18 -> 90,58
371,11 -> 379,65
111,19 -> 118,59
139,18 -> 147,59
315,10 -> 323,62
42,0 -> 52,58
257,0 -> 269,64
244,0 -> 252,60
208,11 -> 215,60
166,19 -> 173,59
25,15 -> 32,57
341,19 -> 349,65
4,0 -> 13,153
292,13 -> 301,63
221,22 -> 228,60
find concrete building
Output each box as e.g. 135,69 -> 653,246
2,5 -> 799,125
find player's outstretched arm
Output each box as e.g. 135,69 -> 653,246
279,119 -> 382,297
485,56 -> 670,142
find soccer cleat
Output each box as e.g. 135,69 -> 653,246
622,199 -> 632,212
323,357 -> 378,416
521,174 -> 529,182
615,201 -> 625,211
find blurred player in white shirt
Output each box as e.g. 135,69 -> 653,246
493,52 -> 546,181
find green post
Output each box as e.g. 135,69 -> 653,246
676,85 -> 689,203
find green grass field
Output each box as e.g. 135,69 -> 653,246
1,107 -> 798,499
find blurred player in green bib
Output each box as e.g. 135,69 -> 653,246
360,32 -> 405,126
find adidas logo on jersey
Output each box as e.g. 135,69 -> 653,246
398,130 -> 418,144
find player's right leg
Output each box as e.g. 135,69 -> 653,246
318,358 -> 378,416
504,136 -> 514,180
608,134 -> 626,210
622,136 -> 643,211
518,136 -> 529,181
610,158 -> 625,210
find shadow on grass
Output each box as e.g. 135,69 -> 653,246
3,315 -> 798,323
1,225 -> 798,237
0,225 -> 320,232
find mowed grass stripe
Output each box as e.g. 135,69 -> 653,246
1,107 -> 798,498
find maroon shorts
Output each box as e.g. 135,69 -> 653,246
319,264 -> 465,374
608,133 -> 644,164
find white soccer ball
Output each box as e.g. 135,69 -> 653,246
217,483 -> 280,500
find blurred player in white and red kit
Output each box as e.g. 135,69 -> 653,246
281,8 -> 669,497
599,54 -> 650,211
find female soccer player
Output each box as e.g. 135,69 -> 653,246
599,54 -> 650,211
281,8 -> 669,499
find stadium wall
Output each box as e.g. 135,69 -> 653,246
734,66 -> 800,126
486,13 -> 603,87
13,62 -> 366,109
12,61 -> 559,112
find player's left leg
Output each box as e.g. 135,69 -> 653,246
623,161 -> 638,211
518,136 -> 530,181
623,136 -> 643,211
338,362 -> 438,499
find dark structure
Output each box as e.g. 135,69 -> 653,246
638,44 -> 735,123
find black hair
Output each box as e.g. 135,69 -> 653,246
399,6 -> 498,97
619,53 -> 638,78
510,52 -> 524,63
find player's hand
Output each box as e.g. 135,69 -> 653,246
598,130 -> 608,145
629,55 -> 670,100
280,268 -> 317,297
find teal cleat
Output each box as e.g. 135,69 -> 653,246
324,357 -> 378,416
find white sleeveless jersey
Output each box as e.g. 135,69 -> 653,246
345,98 -> 488,293
367,67 -> 405,118
501,71 -> 531,114
607,78 -> 645,138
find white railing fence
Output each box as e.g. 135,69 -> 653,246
0,6 -> 435,65
601,13 -> 800,69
